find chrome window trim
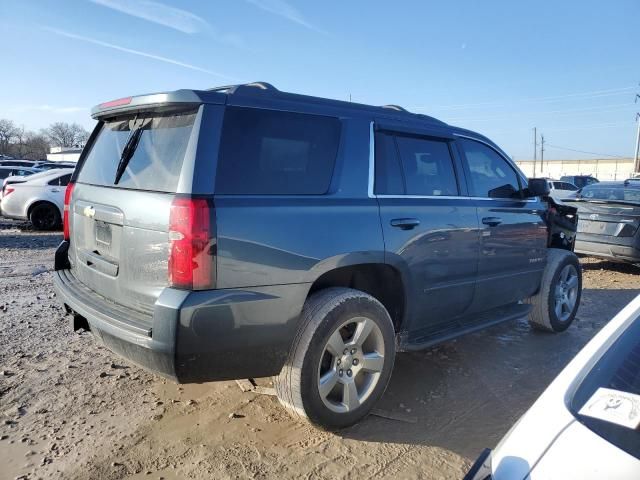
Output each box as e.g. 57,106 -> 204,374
367,125 -> 538,203
376,194 -> 537,202
368,121 -> 375,198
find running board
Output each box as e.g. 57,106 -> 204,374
400,303 -> 531,352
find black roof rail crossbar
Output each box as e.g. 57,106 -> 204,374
207,81 -> 278,95
381,104 -> 409,112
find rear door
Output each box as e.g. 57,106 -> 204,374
69,107 -> 201,317
375,127 -> 480,335
44,173 -> 71,213
457,136 -> 547,312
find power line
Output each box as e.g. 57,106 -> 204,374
414,86 -> 637,111
545,144 -> 628,158
445,102 -> 635,123
484,121 -> 635,136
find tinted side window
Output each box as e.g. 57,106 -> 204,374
49,174 -> 71,186
374,132 -> 404,195
394,136 -> 458,196
216,107 -> 341,195
573,177 -> 587,188
460,139 -> 521,199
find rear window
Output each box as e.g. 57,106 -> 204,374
77,109 -> 197,192
581,184 -> 640,204
215,107 -> 341,195
570,315 -> 640,459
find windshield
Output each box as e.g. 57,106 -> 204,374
77,109 -> 197,193
579,184 -> 640,204
570,313 -> 640,459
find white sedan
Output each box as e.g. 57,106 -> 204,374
466,294 -> 640,479
0,168 -> 74,229
547,179 -> 579,200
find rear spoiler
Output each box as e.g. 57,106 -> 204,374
91,89 -> 226,120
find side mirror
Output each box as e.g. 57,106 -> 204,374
524,178 -> 550,198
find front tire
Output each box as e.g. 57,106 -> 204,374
274,287 -> 396,430
526,249 -> 582,332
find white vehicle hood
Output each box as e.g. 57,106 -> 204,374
528,420 -> 640,479
491,295 -> 640,480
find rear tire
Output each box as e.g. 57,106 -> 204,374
274,287 -> 396,430
29,203 -> 61,231
526,249 -> 582,332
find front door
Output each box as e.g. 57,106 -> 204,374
457,137 -> 547,312
374,128 -> 480,336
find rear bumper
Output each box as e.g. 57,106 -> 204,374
0,197 -> 26,219
54,268 -> 309,383
574,239 -> 640,263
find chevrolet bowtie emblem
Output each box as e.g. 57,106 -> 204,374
84,206 -> 96,218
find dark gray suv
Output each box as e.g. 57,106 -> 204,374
54,82 -> 582,429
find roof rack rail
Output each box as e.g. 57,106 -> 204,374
207,81 -> 278,95
381,104 -> 409,113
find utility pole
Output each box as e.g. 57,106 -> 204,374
533,127 -> 537,177
540,134 -> 545,174
635,113 -> 640,173
634,93 -> 640,173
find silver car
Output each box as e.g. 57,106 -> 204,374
0,168 -> 74,229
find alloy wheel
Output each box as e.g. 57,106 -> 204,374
317,316 -> 385,413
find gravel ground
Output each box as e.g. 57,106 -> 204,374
1,219 -> 639,480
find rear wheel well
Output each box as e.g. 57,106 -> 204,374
28,200 -> 60,219
308,264 -> 406,332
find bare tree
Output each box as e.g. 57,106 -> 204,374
45,122 -> 89,148
0,119 -> 19,154
15,131 -> 50,160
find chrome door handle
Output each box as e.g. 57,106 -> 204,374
482,217 -> 502,227
390,218 -> 420,230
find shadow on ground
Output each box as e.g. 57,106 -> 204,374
0,232 -> 62,250
340,287 -> 640,460
580,257 -> 639,274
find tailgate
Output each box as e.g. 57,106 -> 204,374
70,184 -> 173,316
68,107 -> 200,317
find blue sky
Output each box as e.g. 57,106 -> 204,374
1,0 -> 638,160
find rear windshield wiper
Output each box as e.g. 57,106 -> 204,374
114,127 -> 143,185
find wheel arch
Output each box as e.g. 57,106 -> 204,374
306,258 -> 410,333
27,199 -> 62,219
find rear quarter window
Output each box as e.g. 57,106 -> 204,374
48,174 -> 72,186
571,316 -> 640,459
215,107 -> 341,195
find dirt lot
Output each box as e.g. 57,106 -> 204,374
1,220 -> 639,480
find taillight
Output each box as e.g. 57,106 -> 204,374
3,186 -> 14,197
168,197 -> 214,290
63,182 -> 75,241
